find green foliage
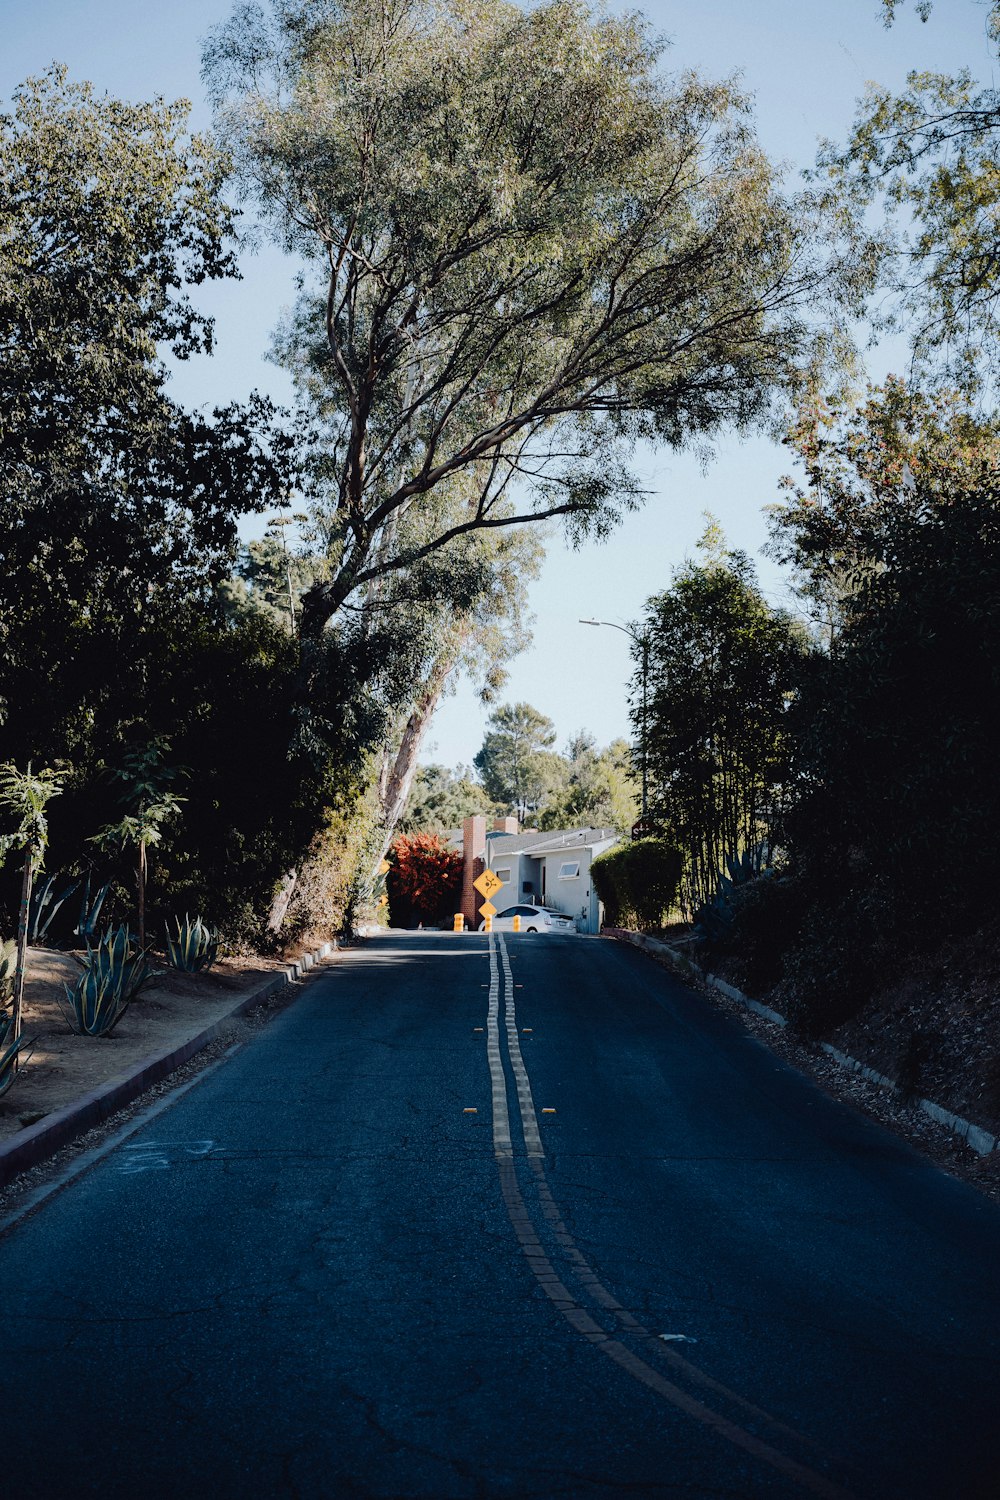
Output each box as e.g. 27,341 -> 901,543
591,839 -> 683,931
224,517 -> 330,634
0,68 -> 294,895
722,877 -> 811,999
693,849 -> 770,946
165,915 -> 220,974
823,3 -> 1000,388
90,738 -> 187,948
61,925 -> 151,1038
742,383 -> 1000,1034
0,763 -> 65,869
206,0 -> 835,646
537,735 -> 638,833
0,761 -> 68,1052
0,69 -> 293,754
28,872 -> 79,944
635,527 -> 806,915
74,873 -> 112,944
780,895 -> 886,1040
400,765 -> 496,834
474,704 -> 564,819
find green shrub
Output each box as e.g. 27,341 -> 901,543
724,876 -> 810,997
592,839 -> 683,930
780,896 -> 883,1039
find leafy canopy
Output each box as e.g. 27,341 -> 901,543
0,67 -> 293,761
399,764 -> 496,833
822,1 -> 1000,388
205,0 -> 838,638
0,765 -> 66,869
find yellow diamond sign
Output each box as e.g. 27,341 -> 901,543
473,868 -> 503,900
478,900 -> 498,920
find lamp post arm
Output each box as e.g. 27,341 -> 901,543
578,618 -> 650,823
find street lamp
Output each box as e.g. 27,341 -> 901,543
579,618 -> 650,824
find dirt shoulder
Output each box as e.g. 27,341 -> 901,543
1,945 -> 329,1142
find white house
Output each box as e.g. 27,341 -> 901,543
480,823 -> 620,934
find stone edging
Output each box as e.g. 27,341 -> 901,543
0,942 -> 336,1191
606,928 -> 998,1157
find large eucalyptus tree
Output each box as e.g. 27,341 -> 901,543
205,0 -> 842,652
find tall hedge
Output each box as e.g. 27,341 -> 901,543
591,839 -> 683,931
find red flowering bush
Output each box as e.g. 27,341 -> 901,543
388,833 -> 463,927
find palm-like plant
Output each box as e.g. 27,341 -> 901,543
90,738 -> 186,950
0,761 -> 66,1061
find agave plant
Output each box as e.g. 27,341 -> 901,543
164,915 -> 220,974
0,991 -> 34,1098
1,936 -> 16,1006
0,1028 -> 30,1098
61,924 -> 151,1038
694,846 -> 772,945
28,872 -> 81,945
74,871 -> 111,943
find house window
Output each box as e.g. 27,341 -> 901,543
495,867 -> 512,884
558,861 -> 581,880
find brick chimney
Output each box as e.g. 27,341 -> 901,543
492,816 -> 518,834
461,815 -> 487,926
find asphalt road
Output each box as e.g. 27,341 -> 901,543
3,931 -> 999,1499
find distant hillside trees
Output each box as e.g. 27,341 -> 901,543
399,768 -> 496,835
474,704 -> 565,821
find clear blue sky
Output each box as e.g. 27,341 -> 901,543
3,1 -> 995,766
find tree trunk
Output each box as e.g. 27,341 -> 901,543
11,852 -> 32,1055
371,652 -> 458,879
267,868 -> 299,935
138,843 -> 146,950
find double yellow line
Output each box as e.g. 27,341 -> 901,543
483,929 -> 859,1500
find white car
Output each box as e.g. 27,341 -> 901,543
491,904 -> 577,933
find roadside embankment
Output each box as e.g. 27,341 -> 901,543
606,927 -> 1000,1199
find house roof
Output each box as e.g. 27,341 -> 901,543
485,826 -> 619,858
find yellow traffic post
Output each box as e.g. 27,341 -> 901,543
483,914 -> 493,932
513,915 -> 521,933
453,913 -> 465,933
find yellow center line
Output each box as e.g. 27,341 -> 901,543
498,933 -> 544,1159
480,929 -> 858,1500
486,933 -> 512,1159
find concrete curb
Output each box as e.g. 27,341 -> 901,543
0,942 -> 336,1191
606,927 -> 999,1157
